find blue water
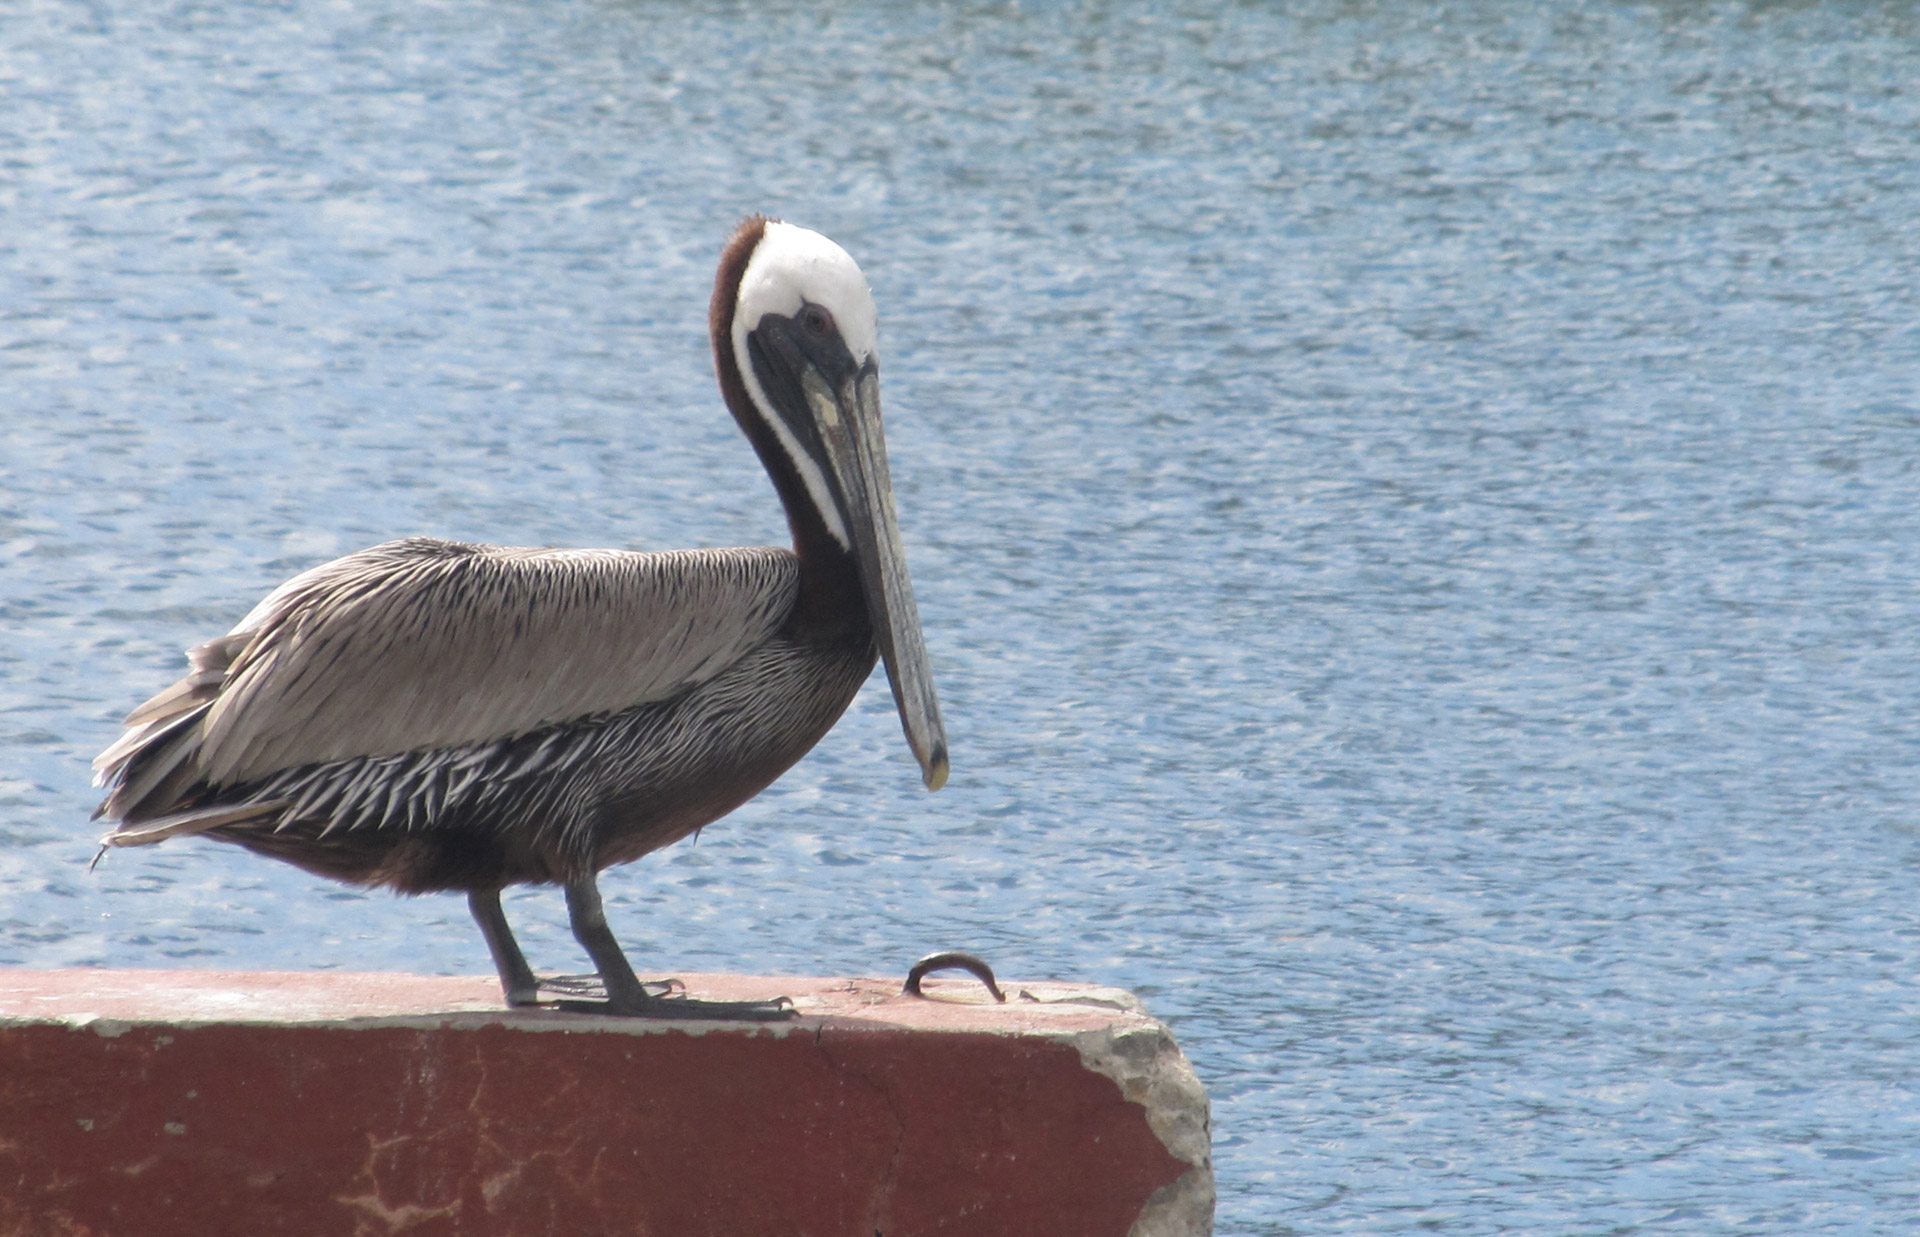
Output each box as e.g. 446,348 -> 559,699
5,1 -> 1920,1230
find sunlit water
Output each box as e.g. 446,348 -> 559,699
5,1 -> 1920,1231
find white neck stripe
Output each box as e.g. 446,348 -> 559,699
732,330 -> 851,550
728,222 -> 878,552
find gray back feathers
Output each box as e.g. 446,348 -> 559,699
97,537 -> 800,812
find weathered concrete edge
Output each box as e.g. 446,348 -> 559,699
901,979 -> 1214,1234
1070,1017 -> 1216,1237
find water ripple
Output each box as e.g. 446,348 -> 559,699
4,1 -> 1920,1231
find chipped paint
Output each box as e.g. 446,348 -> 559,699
1069,1020 -> 1215,1237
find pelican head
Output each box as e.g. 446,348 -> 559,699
712,219 -> 948,791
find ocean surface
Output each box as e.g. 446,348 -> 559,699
4,1 -> 1919,1231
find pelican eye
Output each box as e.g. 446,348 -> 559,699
799,305 -> 835,339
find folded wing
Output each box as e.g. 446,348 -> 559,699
95,538 -> 800,824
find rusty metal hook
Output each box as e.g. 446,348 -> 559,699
902,951 -> 1007,1003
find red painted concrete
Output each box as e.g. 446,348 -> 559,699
0,971 -> 1203,1237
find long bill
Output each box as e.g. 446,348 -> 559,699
803,363 -> 949,790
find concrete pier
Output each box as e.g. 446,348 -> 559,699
0,969 -> 1212,1236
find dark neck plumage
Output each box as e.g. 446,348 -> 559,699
709,217 -> 870,643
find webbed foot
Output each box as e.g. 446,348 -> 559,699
554,988 -> 796,1021
536,973 -> 687,999
533,973 -> 684,1004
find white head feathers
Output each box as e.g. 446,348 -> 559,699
732,222 -> 880,364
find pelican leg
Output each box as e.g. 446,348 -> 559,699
469,888 -> 539,1007
561,873 -> 795,1021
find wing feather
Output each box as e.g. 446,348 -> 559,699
103,537 -> 800,799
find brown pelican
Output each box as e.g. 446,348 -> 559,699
92,217 -> 948,1020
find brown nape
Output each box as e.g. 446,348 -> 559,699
709,214 -> 771,372
706,214 -> 792,523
